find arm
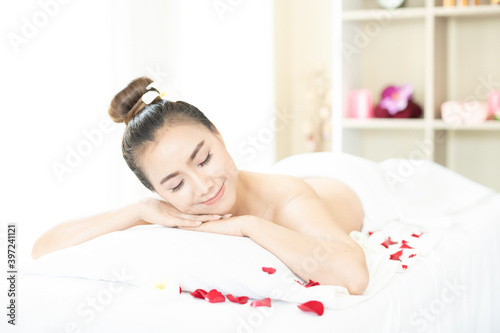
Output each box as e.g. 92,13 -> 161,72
31,198 -> 223,260
243,216 -> 368,295
31,204 -> 146,260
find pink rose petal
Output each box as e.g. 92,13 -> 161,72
250,298 -> 271,308
190,289 -> 207,299
205,289 -> 225,303
389,250 -> 403,261
227,294 -> 249,304
298,300 -> 324,316
381,237 -> 398,248
400,240 -> 414,249
262,267 -> 276,274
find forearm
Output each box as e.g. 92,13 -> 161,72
31,203 -> 143,260
244,217 -> 369,295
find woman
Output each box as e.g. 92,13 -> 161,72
32,76 -> 369,295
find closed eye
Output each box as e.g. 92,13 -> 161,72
171,180 -> 184,192
199,152 -> 212,167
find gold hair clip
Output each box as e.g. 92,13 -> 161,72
141,82 -> 165,105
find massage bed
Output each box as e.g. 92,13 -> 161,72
18,152 -> 500,332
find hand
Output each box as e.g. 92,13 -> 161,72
179,215 -> 259,237
135,197 -> 227,228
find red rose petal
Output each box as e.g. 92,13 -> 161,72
409,254 -> 417,258
389,250 -> 403,261
227,294 -> 249,304
250,298 -> 271,308
368,231 -> 374,236
295,279 -> 320,288
411,232 -> 423,238
179,286 -> 182,294
381,237 -> 398,248
400,240 -> 414,249
262,267 -> 276,274
298,300 -> 324,316
190,289 -> 207,299
304,279 -> 320,288
402,264 -> 408,270
205,289 -> 225,303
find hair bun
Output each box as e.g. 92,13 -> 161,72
108,76 -> 154,124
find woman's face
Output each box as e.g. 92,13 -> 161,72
138,124 -> 238,215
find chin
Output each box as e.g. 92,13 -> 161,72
212,190 -> 236,215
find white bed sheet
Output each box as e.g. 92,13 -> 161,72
14,193 -> 500,333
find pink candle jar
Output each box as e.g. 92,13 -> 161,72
348,89 -> 373,119
488,90 -> 500,119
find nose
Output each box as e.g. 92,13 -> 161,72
192,171 -> 215,199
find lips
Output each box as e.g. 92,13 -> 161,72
202,183 -> 225,205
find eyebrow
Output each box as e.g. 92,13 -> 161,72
159,140 -> 205,186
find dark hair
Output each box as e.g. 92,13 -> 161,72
108,76 -> 216,191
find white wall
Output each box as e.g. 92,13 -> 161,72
0,0 -> 274,264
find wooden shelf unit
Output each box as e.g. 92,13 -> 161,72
332,0 -> 500,191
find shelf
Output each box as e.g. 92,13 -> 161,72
342,7 -> 426,21
342,5 -> 500,21
342,118 -> 426,129
337,0 -> 500,191
433,4 -> 500,17
341,119 -> 500,130
433,119 -> 500,130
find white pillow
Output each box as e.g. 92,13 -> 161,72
25,224 -> 403,309
24,225 -> 354,307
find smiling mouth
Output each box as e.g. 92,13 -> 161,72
202,183 -> 225,205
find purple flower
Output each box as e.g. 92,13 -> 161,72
379,84 -> 413,115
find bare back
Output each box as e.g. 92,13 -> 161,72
238,171 -> 364,237
302,177 -> 364,234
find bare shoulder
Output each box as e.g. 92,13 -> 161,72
250,172 -> 364,235
255,172 -> 317,201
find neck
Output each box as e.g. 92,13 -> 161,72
228,170 -> 253,217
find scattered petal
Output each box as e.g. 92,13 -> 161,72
304,279 -> 320,288
409,254 -> 417,258
389,250 -> 403,261
205,289 -> 225,303
295,279 -> 320,288
262,267 -> 276,274
411,232 -> 423,238
400,240 -> 414,249
402,264 -> 408,270
298,301 -> 324,316
227,294 -> 249,304
368,231 -> 374,236
190,289 -> 207,299
250,298 -> 271,308
381,236 -> 398,248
